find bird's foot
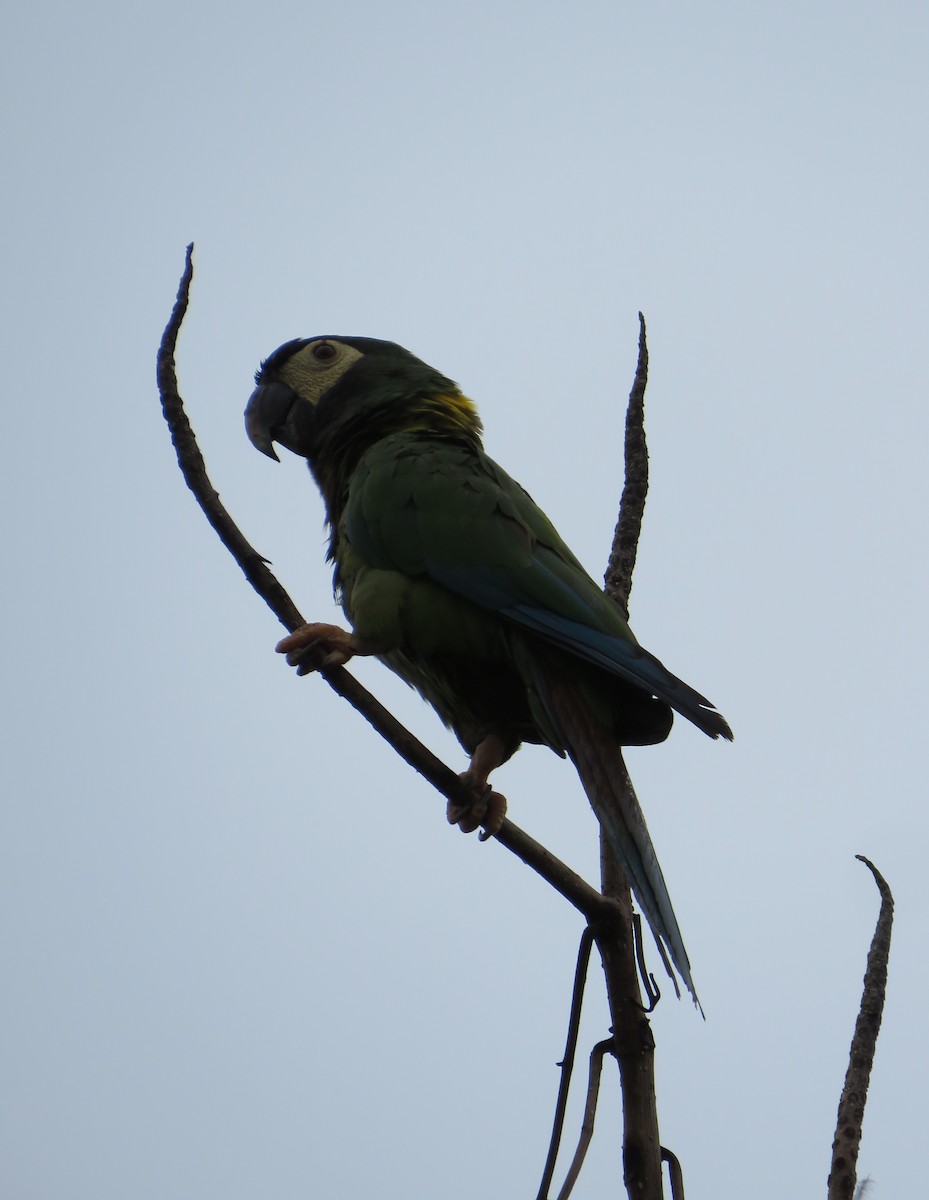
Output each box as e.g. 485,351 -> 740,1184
276,622 -> 370,675
447,734 -> 509,841
447,781 -> 508,842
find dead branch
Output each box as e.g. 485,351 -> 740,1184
597,315 -> 669,1198
598,818 -> 664,1197
156,245 -> 621,927
827,857 -> 894,1200
157,247 -> 674,1200
537,929 -> 595,1200
554,1038 -> 614,1200
604,311 -> 649,622
662,1146 -> 686,1199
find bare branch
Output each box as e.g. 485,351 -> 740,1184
156,247 -> 615,929
593,317 -> 670,1198
598,822 -> 664,1198
537,928 -> 595,1200
604,312 -> 649,622
554,1039 -> 614,1200
827,857 -> 894,1200
632,913 -> 661,1012
158,255 -> 676,1200
661,1146 -> 686,1199
156,244 -> 303,631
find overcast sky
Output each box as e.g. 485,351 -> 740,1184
3,2 -> 927,1196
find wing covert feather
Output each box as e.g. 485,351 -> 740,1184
344,433 -> 731,739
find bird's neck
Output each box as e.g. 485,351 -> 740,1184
312,388 -> 483,510
397,390 -> 483,440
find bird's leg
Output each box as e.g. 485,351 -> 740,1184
276,622 -> 376,676
448,733 -> 508,841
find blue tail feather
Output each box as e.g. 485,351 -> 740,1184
541,671 -> 701,1008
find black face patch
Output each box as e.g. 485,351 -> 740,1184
254,337 -> 311,384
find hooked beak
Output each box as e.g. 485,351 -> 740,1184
245,381 -> 300,462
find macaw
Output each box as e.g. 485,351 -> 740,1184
245,336 -> 731,1002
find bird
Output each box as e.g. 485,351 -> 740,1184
245,335 -> 731,1003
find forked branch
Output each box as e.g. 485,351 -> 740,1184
827,857 -> 894,1200
157,247 -> 671,1200
157,248 -> 624,926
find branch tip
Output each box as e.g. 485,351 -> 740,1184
827,858 -> 894,1200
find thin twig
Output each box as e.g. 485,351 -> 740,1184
538,314 -> 661,1197
604,311 -> 649,621
632,914 -> 661,1013
598,820 -> 663,1198
156,246 -> 617,929
596,319 -> 670,1199
554,1039 -> 614,1200
536,928 -> 596,1200
156,244 -> 304,630
661,1146 -> 686,1199
827,857 -> 894,1200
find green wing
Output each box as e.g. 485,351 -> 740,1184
343,432 -> 730,740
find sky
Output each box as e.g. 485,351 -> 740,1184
2,1 -> 927,1196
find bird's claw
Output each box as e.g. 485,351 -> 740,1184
448,779 -> 507,841
276,622 -> 359,675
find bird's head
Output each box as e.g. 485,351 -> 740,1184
246,337 -> 482,494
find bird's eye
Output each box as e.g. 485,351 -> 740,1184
312,341 -> 338,362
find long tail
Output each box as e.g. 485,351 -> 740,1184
545,676 -> 699,1007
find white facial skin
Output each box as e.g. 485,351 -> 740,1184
275,339 -> 364,405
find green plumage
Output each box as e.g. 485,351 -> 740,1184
246,335 -> 731,1003
338,430 -> 675,756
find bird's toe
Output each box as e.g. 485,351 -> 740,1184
276,622 -> 357,674
448,780 -> 507,840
